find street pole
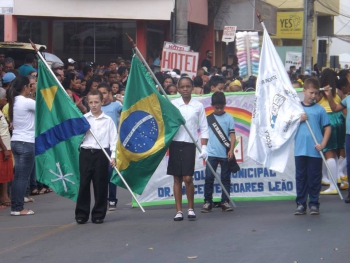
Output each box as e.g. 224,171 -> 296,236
175,0 -> 188,45
302,0 -> 315,73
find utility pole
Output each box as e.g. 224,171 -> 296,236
302,0 -> 315,72
175,0 -> 188,45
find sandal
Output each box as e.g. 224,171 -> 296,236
1,201 -> 11,206
30,189 -> 41,196
24,197 -> 35,203
40,188 -> 53,194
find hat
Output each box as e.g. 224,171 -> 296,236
68,58 -> 76,64
170,71 -> 180,79
2,72 -> 16,84
229,80 -> 242,87
51,62 -> 64,69
202,66 -> 208,72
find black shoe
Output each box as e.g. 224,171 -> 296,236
92,218 -> 104,224
76,218 -> 87,224
310,206 -> 320,215
294,205 -> 306,215
345,195 -> 350,203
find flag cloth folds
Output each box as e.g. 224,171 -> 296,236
111,56 -> 185,195
247,26 -> 304,173
35,60 -> 90,201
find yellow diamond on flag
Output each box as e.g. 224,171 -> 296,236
40,86 -> 58,111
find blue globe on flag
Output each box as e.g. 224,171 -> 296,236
119,110 -> 158,153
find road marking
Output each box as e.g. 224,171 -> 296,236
0,225 -> 62,230
0,223 -> 75,255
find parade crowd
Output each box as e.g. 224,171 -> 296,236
1,49 -> 350,223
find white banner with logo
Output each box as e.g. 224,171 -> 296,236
132,93 -> 300,207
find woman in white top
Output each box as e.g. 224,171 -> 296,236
8,76 -> 36,216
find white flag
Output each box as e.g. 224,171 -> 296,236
247,26 -> 304,173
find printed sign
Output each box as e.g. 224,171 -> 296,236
222,26 -> 237,43
163,41 -> 190,51
285,51 -> 302,70
276,12 -> 303,39
0,0 -> 13,14
161,48 -> 199,79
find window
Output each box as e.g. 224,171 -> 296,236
52,20 -> 136,66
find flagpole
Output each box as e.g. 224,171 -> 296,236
255,13 -> 343,200
305,121 -> 343,200
125,34 -> 237,208
29,40 -> 146,211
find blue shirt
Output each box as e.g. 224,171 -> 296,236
340,96 -> 350,134
207,112 -> 235,158
102,101 -> 122,129
294,102 -> 330,158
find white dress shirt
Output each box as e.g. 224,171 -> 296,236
81,111 -> 118,158
172,97 -> 209,143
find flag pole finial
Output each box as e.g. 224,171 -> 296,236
126,33 -> 136,48
256,10 -> 263,24
29,39 -> 39,53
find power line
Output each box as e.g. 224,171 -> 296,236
316,0 -> 350,19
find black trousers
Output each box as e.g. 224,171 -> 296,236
75,148 -> 109,221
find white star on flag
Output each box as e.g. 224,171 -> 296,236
49,162 -> 75,192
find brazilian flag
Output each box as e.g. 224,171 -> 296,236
111,56 -> 185,195
35,60 -> 90,201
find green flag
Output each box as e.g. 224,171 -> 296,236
111,56 -> 185,195
35,60 -> 90,201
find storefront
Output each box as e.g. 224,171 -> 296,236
3,0 -> 175,66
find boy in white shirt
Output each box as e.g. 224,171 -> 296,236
75,90 -> 117,224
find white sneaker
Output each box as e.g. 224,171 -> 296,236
188,209 -> 196,220
173,211 -> 183,221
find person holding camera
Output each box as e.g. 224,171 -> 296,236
201,92 -> 238,213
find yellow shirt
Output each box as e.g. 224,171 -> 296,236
318,94 -> 341,113
2,103 -> 9,121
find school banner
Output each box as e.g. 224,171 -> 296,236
131,92 -> 300,207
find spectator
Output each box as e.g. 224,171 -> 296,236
8,76 -> 35,216
18,54 -> 36,77
201,50 -> 213,70
4,57 -> 15,73
192,76 -> 203,95
0,87 -> 13,208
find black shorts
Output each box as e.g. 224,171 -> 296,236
167,141 -> 196,176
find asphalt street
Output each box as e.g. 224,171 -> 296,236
0,186 -> 349,263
